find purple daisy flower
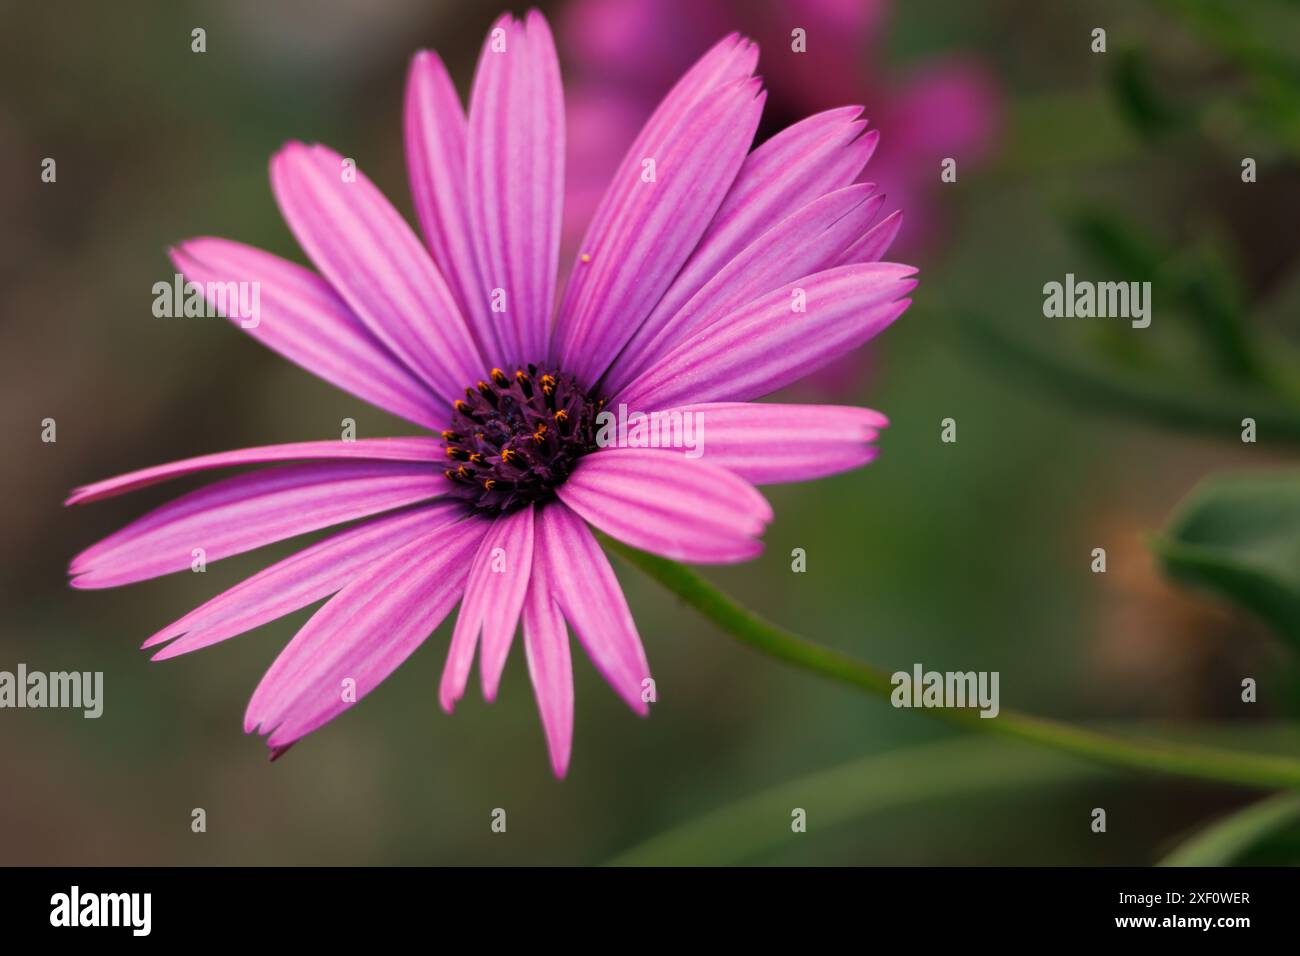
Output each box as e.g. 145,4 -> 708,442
68,10 -> 915,777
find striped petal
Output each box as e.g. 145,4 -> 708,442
553,37 -> 762,385
558,448 -> 772,563
404,50 -> 492,359
682,107 -> 877,285
617,263 -> 917,410
67,437 -> 439,505
69,461 -> 443,589
146,502 -> 466,660
656,402 -> 888,484
837,209 -> 904,265
605,108 -> 877,387
603,184 -> 885,393
245,516 -> 489,750
522,554 -> 574,778
270,141 -> 483,405
465,11 -> 564,366
439,504 -> 535,710
170,239 -> 441,429
558,32 -> 757,289
534,503 -> 650,715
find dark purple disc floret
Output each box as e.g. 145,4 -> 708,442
441,365 -> 602,513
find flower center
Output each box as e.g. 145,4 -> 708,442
440,366 -> 602,514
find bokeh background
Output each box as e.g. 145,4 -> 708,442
4,0 -> 1300,865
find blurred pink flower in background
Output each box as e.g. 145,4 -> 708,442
563,0 -> 1001,259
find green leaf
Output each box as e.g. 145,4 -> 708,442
607,726 -> 1300,866
1159,792 -> 1300,866
607,737 -> 1109,866
1153,472 -> 1300,649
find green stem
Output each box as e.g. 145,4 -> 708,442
605,538 -> 1300,791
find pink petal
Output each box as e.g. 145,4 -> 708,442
608,108 -> 878,382
245,516 -> 490,750
534,503 -> 650,715
270,141 -> 483,405
837,209 -> 904,265
658,402 -> 888,484
69,461 -> 443,589
603,183 -> 885,393
553,36 -> 762,385
146,502 -> 466,660
66,437 -> 440,505
617,263 -> 917,410
439,504 -> 535,711
170,239 -> 441,429
562,33 -> 756,267
466,12 -> 564,366
404,50 -> 492,360
521,555 -> 574,778
558,448 -> 772,563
